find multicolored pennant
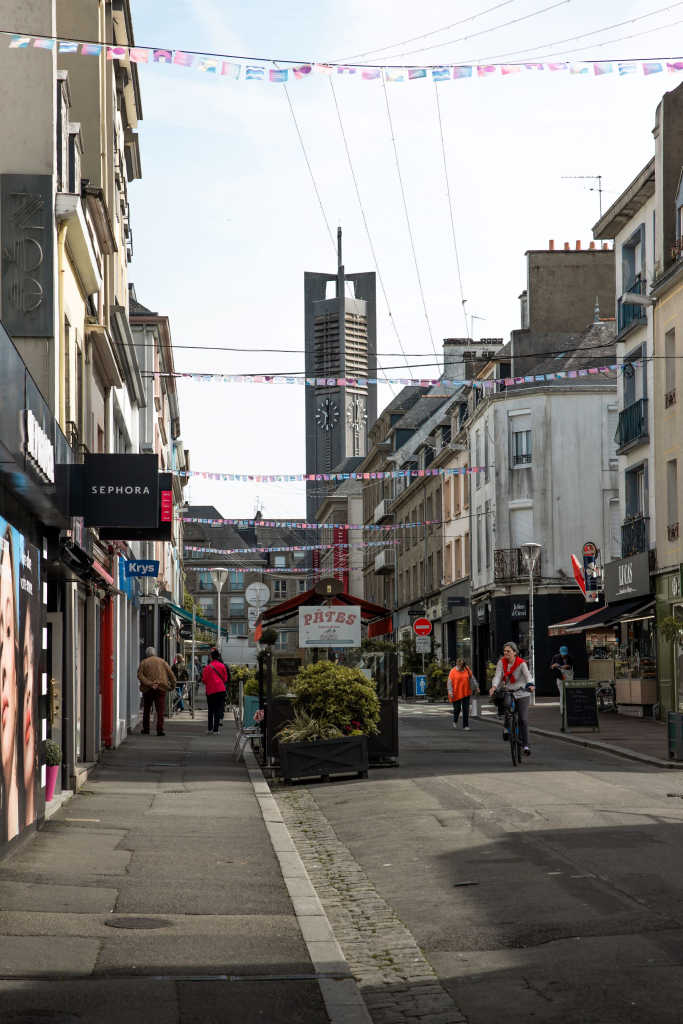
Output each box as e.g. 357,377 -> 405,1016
58,41 -> 79,53
643,62 -> 663,75
33,38 -> 55,50
432,67 -> 450,81
129,48 -> 149,64
291,65 -> 312,79
452,66 -> 472,79
246,65 -> 265,80
173,50 -> 194,67
408,68 -> 426,80
618,62 -> 638,75
81,43 -> 102,56
593,62 -> 613,75
269,68 -> 287,82
362,68 -> 381,80
9,35 -> 31,48
222,61 -> 241,79
386,69 -> 405,82
198,57 -> 219,73
106,45 -> 127,60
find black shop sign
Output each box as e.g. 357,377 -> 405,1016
511,600 -> 528,620
83,454 -> 159,528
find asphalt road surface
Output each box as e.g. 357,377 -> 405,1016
308,703 -> 683,1024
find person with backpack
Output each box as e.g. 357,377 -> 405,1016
202,648 -> 228,734
447,658 -> 479,730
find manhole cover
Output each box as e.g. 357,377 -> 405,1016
105,917 -> 171,930
0,1016 -> 79,1024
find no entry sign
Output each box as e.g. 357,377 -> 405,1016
413,617 -> 432,637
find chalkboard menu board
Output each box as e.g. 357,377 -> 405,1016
563,680 -> 600,732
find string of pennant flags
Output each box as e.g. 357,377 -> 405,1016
185,539 -> 399,555
181,517 -> 442,530
8,33 -> 683,83
178,468 -> 484,483
156,362 -> 630,388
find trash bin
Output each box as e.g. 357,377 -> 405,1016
668,711 -> 683,760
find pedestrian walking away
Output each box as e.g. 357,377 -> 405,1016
173,655 -> 189,711
489,642 -> 535,756
447,658 -> 479,730
202,649 -> 228,734
137,647 -> 176,736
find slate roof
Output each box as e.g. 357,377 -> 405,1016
391,394 -> 452,430
518,319 -> 617,386
129,297 -> 159,316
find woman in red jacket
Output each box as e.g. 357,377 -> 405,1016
447,659 -> 478,730
202,649 -> 228,734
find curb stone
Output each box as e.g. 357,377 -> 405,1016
242,745 -> 373,1024
272,782 -> 468,1024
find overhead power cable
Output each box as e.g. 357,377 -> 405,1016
381,72 -> 439,364
335,0 -> 518,62
463,1 -> 683,63
433,81 -> 469,339
358,0 -> 571,64
328,77 -> 411,372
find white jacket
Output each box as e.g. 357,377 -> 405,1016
492,657 -> 533,697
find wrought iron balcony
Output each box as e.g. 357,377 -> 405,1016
621,515 -> 649,557
666,389 -> 677,408
669,522 -> 680,541
672,236 -> 683,262
615,398 -> 649,452
618,280 -> 648,333
494,548 -> 541,582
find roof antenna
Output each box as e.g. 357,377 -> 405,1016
594,295 -> 600,323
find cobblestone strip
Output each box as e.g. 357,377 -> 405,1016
274,785 -> 467,1024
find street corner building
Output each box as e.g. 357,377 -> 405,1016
0,0 -> 188,861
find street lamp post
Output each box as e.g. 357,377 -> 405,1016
210,568 -> 230,652
520,543 -> 542,683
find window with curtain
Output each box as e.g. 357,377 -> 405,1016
229,572 -> 244,590
230,598 -> 245,617
198,571 -> 212,590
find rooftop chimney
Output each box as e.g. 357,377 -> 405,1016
549,239 -> 555,250
576,240 -> 581,250
603,242 -> 609,250
589,241 -> 596,250
564,242 -> 570,251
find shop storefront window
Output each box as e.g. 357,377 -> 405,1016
456,617 -> 471,664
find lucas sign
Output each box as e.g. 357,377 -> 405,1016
298,605 -> 361,648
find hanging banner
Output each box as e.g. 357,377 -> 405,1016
185,539 -> 399,555
181,516 -> 442,530
177,467 -> 485,483
298,605 -> 361,647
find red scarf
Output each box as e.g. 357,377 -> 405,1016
502,655 -> 524,682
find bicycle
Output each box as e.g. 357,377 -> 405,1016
507,693 -> 523,767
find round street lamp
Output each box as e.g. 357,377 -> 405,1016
520,543 -> 541,681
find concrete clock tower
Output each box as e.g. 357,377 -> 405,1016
304,230 -> 376,522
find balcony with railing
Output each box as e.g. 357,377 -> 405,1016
374,548 -> 396,575
494,548 -> 541,583
621,514 -> 649,557
666,389 -> 677,408
618,280 -> 648,334
615,398 -> 649,453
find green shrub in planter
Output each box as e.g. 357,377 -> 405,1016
243,676 -> 289,697
425,661 -> 450,702
293,661 -> 380,735
46,739 -> 62,767
277,710 -> 343,743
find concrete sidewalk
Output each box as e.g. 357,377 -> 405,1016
0,711 -> 333,1023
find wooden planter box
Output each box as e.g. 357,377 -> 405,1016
279,735 -> 369,784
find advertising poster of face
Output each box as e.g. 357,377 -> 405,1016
0,517 -> 41,845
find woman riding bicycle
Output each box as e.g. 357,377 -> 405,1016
489,641 -> 535,757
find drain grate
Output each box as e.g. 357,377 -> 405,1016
105,916 -> 171,930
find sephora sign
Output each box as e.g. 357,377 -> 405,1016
83,454 -> 159,528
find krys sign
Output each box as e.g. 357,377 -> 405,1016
83,454 -> 159,528
298,605 -> 361,648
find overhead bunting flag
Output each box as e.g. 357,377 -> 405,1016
9,32 -> 683,85
181,516 -> 443,530
176,467 -> 486,483
149,361 -> 626,388
185,540 -> 400,555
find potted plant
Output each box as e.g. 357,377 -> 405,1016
45,739 -> 62,803
425,661 -> 450,702
278,661 -> 380,783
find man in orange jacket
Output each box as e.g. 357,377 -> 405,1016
447,659 -> 478,730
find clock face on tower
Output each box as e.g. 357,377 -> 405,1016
316,399 -> 339,431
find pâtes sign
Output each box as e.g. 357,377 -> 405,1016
298,605 -> 361,648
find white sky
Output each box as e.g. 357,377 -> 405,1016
128,0 -> 681,519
